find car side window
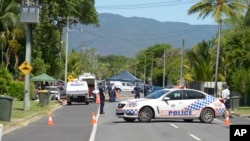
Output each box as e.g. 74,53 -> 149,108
167,90 -> 183,100
184,90 -> 205,99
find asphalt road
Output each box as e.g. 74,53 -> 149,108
2,91 -> 250,141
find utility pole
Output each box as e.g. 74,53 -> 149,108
163,48 -> 166,88
79,41 -> 83,74
214,20 -> 222,97
180,39 -> 184,87
57,16 -> 79,84
150,53 -> 153,84
20,0 -> 40,110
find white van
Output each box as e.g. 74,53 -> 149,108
66,81 -> 89,105
111,81 -> 135,92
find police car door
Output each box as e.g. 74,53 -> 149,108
182,89 -> 207,118
157,90 -> 186,118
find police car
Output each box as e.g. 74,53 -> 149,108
116,88 -> 225,123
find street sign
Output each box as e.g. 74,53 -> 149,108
67,75 -> 73,82
18,61 -> 33,75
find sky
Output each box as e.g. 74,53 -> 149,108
95,0 -> 216,25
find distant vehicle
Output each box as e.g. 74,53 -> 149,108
149,86 -> 164,93
111,81 -> 135,92
66,81 -> 89,105
116,88 -> 225,123
57,86 -> 66,99
45,86 -> 61,100
79,73 -> 97,102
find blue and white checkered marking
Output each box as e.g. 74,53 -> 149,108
215,108 -> 226,115
122,109 -> 139,115
184,95 -> 216,111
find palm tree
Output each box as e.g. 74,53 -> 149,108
0,32 -> 6,66
0,0 -> 20,71
186,41 -> 214,81
187,0 -> 247,96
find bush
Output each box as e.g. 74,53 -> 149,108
8,81 -> 34,101
0,66 -> 12,94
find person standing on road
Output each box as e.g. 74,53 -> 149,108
134,84 -> 141,99
110,83 -> 116,102
222,84 -> 232,117
99,83 -> 106,114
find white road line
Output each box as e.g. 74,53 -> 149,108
169,123 -> 179,128
89,108 -> 100,141
214,118 -> 223,123
189,133 -> 202,141
169,123 -> 202,141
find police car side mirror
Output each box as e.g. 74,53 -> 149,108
163,97 -> 170,101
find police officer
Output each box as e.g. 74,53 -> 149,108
134,84 -> 141,99
99,83 -> 105,114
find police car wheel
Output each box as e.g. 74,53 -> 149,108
138,107 -> 153,122
199,108 -> 214,123
123,118 -> 136,122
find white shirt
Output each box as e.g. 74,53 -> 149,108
222,88 -> 230,99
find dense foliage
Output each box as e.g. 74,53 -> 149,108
0,0 -> 250,106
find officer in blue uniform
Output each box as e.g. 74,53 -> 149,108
134,84 -> 141,99
99,83 -> 105,114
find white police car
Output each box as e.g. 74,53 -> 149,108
116,88 -> 225,123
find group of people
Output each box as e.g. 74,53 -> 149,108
134,84 -> 150,99
97,82 -> 117,114
98,82 -> 151,114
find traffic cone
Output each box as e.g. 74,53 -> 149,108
224,111 -> 230,126
96,94 -> 100,104
91,112 -> 97,125
48,113 -> 54,126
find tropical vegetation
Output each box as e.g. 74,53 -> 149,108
0,0 -> 250,107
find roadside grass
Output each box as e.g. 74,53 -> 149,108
0,100 -> 59,126
233,107 -> 250,115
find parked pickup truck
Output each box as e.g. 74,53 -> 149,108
66,81 -> 89,105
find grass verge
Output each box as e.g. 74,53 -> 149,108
233,107 -> 250,115
0,100 -> 59,126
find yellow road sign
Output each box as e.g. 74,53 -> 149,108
67,75 -> 73,82
18,61 -> 33,75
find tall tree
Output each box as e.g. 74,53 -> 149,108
0,0 -> 19,69
185,40 -> 215,82
187,0 -> 247,95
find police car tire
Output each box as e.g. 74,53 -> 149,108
199,108 -> 214,123
138,107 -> 153,122
123,118 -> 136,122
67,102 -> 72,105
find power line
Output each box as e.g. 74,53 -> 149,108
96,0 -> 200,10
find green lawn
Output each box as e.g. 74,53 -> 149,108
0,100 -> 59,126
233,107 -> 250,115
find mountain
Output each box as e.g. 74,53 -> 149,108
68,13 -> 218,57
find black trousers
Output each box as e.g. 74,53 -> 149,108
100,99 -> 105,113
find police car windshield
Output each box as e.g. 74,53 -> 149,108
145,89 -> 170,99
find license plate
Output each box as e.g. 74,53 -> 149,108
116,109 -> 123,113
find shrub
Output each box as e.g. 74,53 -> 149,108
8,81 -> 34,101
0,66 -> 12,94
